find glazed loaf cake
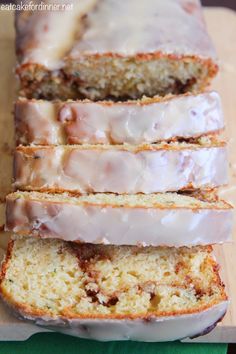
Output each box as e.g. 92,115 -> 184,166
16,0 -> 218,100
0,237 -> 228,341
14,140 -> 227,194
15,92 -> 224,146
5,192 -> 233,246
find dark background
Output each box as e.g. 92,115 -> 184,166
0,0 -> 235,10
203,0 -> 236,8
202,0 -> 236,10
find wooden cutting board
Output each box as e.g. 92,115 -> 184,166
0,7 -> 235,343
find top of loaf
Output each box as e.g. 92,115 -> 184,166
16,0 -> 217,70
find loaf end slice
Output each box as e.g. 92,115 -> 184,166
0,237 -> 228,341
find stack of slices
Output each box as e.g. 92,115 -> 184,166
0,0 -> 233,342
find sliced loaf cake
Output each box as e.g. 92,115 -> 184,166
5,192 -> 233,246
14,140 -> 227,194
15,92 -> 224,145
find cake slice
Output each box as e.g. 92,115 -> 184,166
0,237 -> 228,341
14,140 -> 228,194
15,92 -> 224,146
5,192 -> 233,247
16,0 -> 218,100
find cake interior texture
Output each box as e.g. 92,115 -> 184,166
18,56 -> 217,101
0,237 -> 226,320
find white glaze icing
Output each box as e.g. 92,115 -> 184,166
5,194 -> 233,246
16,0 -> 98,69
16,0 -> 217,69
15,99 -> 61,145
14,144 -> 228,193
69,0 -> 216,59
15,92 -> 224,145
13,301 -> 228,341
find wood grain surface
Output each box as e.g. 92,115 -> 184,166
0,7 -> 235,342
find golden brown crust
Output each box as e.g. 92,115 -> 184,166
15,140 -> 226,154
6,191 -> 233,211
12,185 -> 229,197
16,90 -> 220,106
1,294 -> 227,321
16,52 -> 218,72
0,240 -> 14,284
15,91 -> 206,106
